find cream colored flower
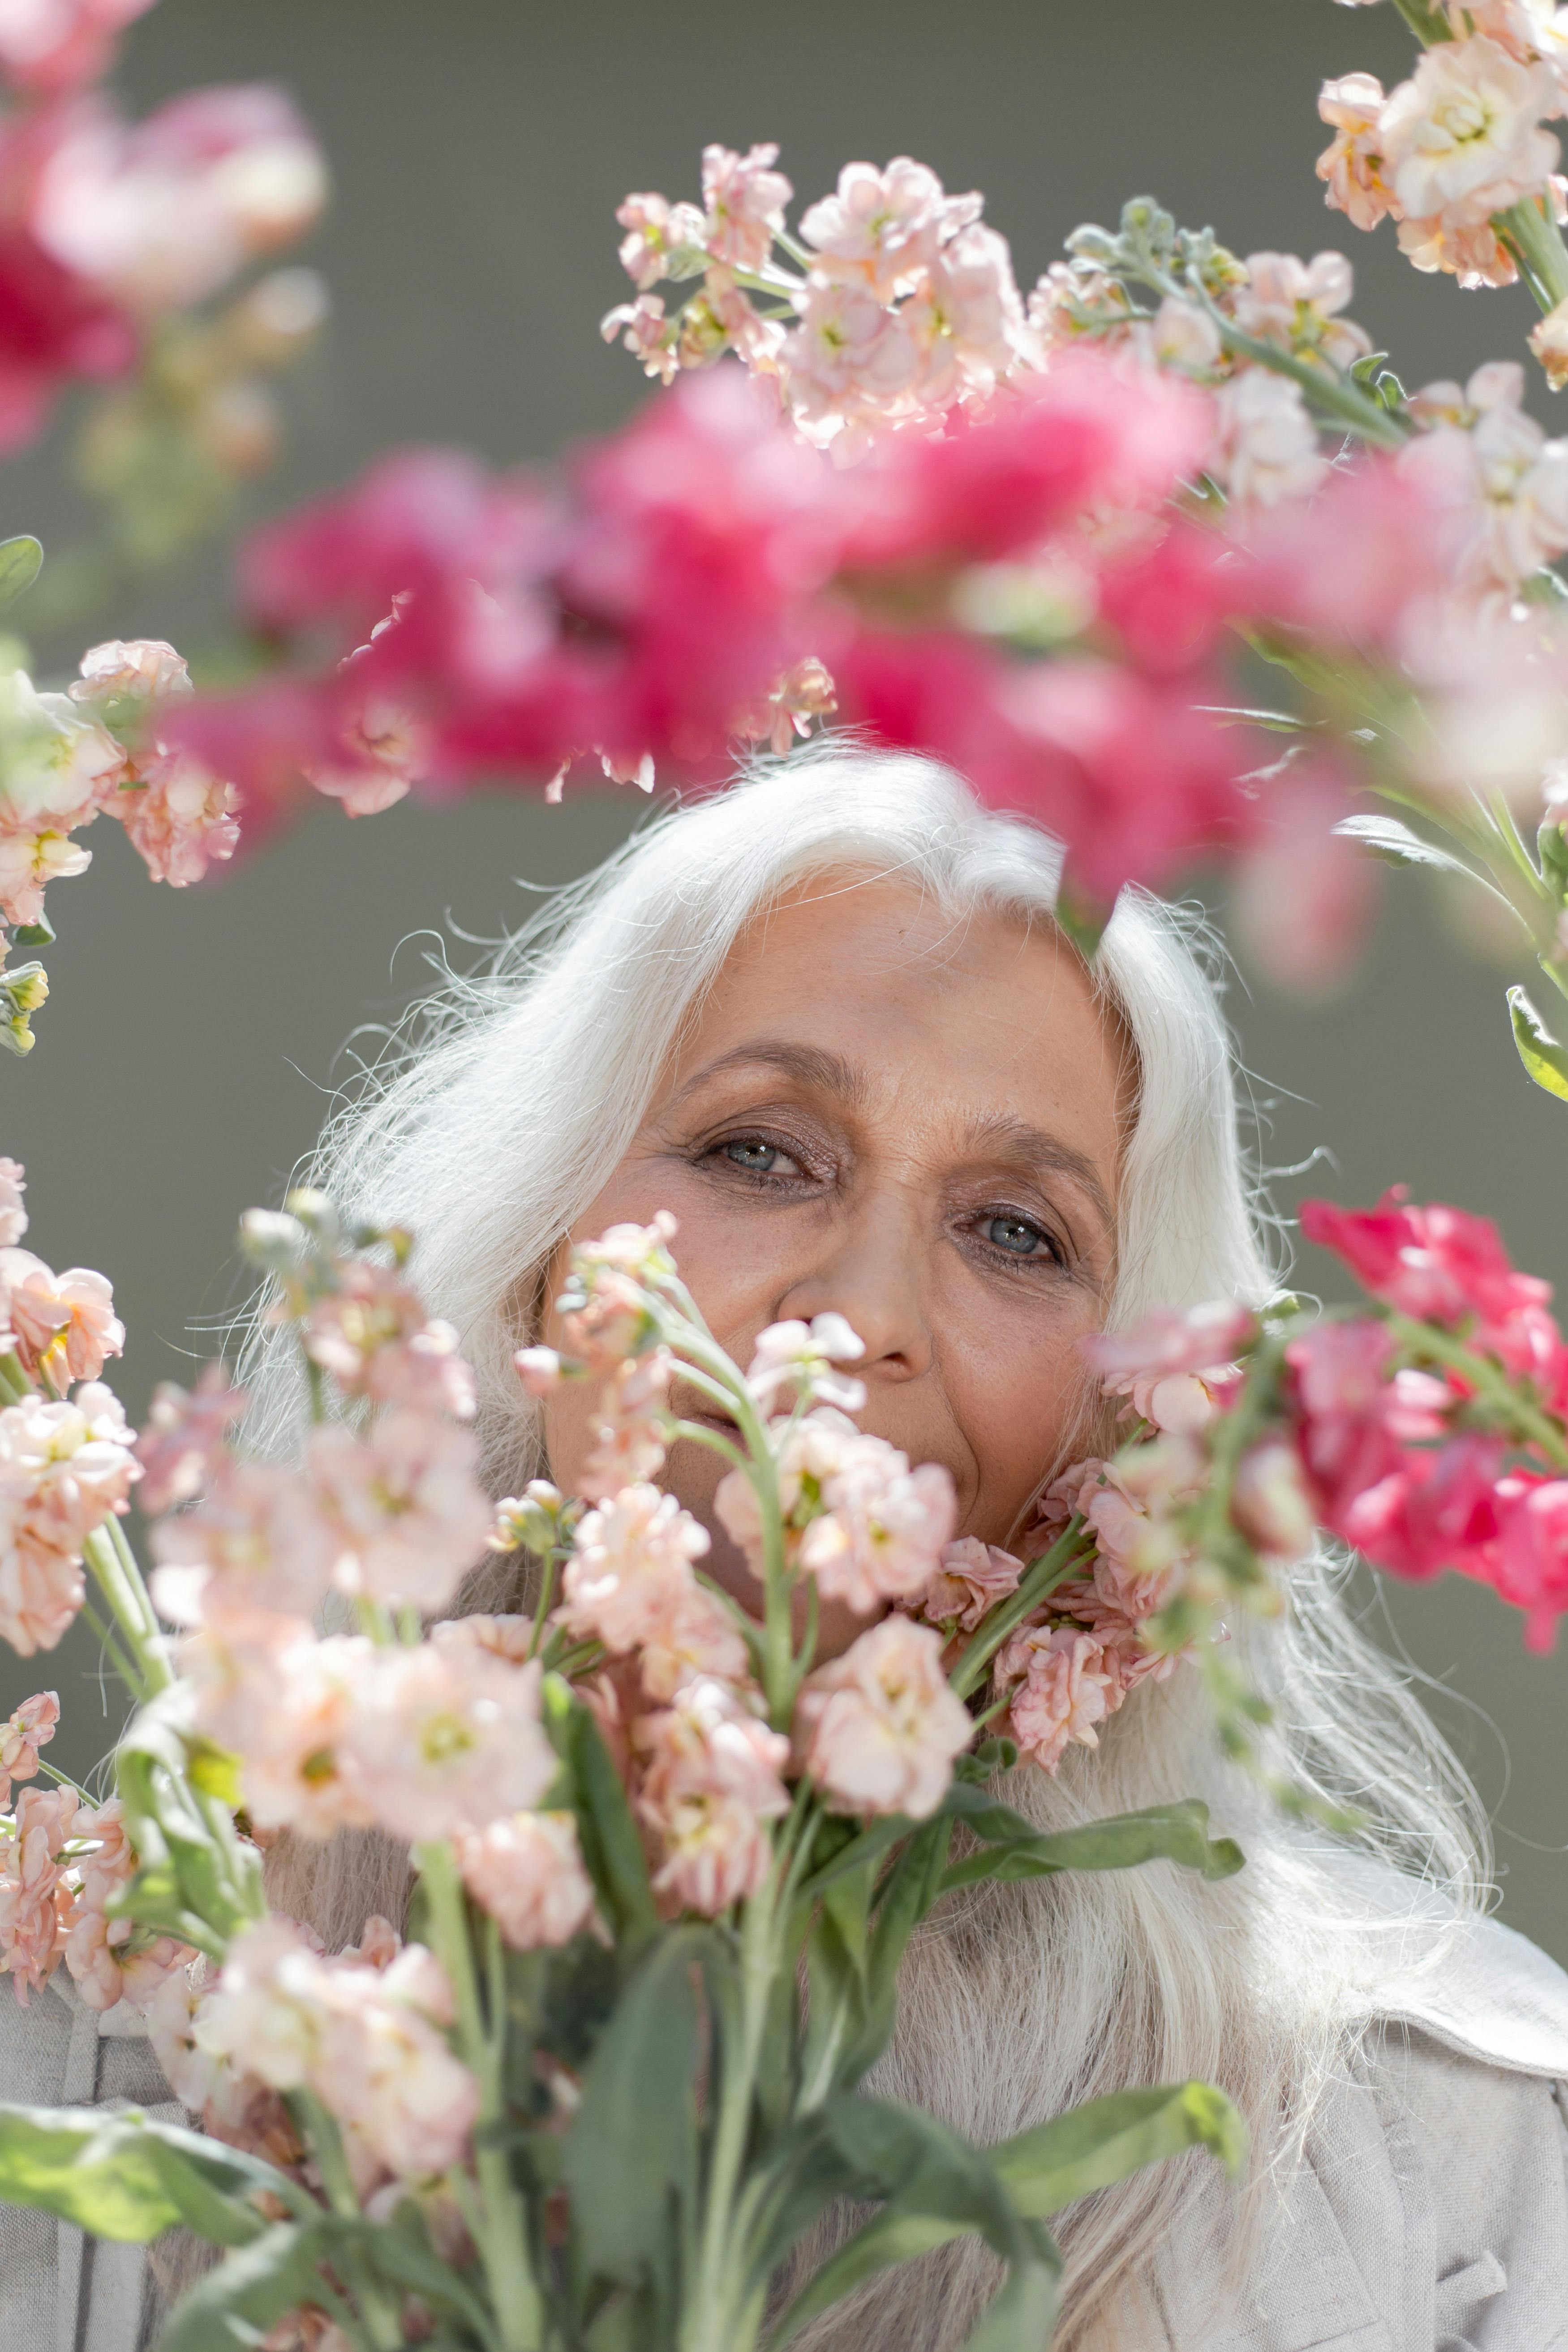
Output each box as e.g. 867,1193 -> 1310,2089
1233,251 -> 1372,372
1317,73 -> 1399,232
1381,36 -> 1561,228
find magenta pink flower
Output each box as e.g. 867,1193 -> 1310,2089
456,1811 -> 598,1949
794,1617 -> 972,1819
909,1537 -> 1022,1634
0,1690 -> 56,1808
134,1363 -> 249,1516
0,0 -> 156,93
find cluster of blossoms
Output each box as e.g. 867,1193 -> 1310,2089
0,1760 -> 192,2016
0,1158 -> 138,1652
0,637 -> 242,1051
0,0 -> 326,458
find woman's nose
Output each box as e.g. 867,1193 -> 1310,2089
773,1188 -> 933,1381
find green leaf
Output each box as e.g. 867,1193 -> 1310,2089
1332,812 -> 1506,901
542,1674 -> 658,1945
0,536 -> 42,611
1508,985 -> 1568,1103
0,2103 -> 296,2246
939,1800 -> 1244,1896
991,2081 -> 1246,2218
563,1925 -> 707,2289
158,2223 -> 334,2352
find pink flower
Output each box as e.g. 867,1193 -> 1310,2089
601,291 -> 682,385
302,1260 -> 476,1421
796,1445 -> 958,1616
994,1622 -> 1119,1773
699,142 -> 791,273
636,1678 -> 792,1915
187,1622 -> 373,1841
902,223 -> 1033,408
0,0 -> 157,93
1086,1301 -> 1256,1432
1399,361 -> 1568,593
343,1642 -> 558,1845
579,1348 -> 673,1501
908,1537 -> 1022,1634
0,1157 -> 26,1250
0,1529 -> 83,1656
1230,1438 -> 1319,1569
145,1963 -> 213,2109
800,157 -> 978,300
150,1456 -> 337,1628
133,1363 -> 249,1515
456,1811 -> 597,1948
744,1313 -> 866,1413
0,1689 -> 56,1806
515,1346 -> 563,1398
1379,36 -> 1561,229
615,190 -> 706,290
558,1482 -> 712,1653
308,1409 -> 493,1616
0,1251 -> 123,1384
1232,251 -> 1372,372
794,1616 -> 972,1819
1317,73 -> 1399,232
1229,765 -> 1379,996
782,279 -> 916,440
34,86 -> 328,313
0,1783 -> 77,2000
1484,1472 -> 1568,1648
1040,1443 -> 1202,1622
0,1380 -> 139,1554
1210,371 -> 1327,508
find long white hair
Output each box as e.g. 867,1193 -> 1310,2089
257,741 -> 1485,2348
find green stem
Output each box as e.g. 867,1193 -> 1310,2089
1497,195 -> 1568,314
1391,0 -> 1453,40
1383,1310 -> 1568,1469
289,2092 -> 406,2352
417,1843 -> 543,2352
81,1522 -> 172,1698
682,1880 -> 780,2352
0,1349 -> 29,1403
948,1523 -> 1093,1700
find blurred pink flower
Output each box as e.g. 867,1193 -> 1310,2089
0,1157 -> 26,1250
0,1783 -> 77,1999
145,1964 -> 213,2110
1086,1301 -> 1256,1430
1317,73 -> 1400,232
908,1537 -> 1021,1634
187,1621 -> 372,1840
304,1262 -> 477,1421
1380,37 -> 1561,229
579,1347 -> 673,1502
150,1454 -> 336,1627
457,1811 -> 597,1948
601,290 -> 681,385
800,157 -> 977,301
1210,370 -> 1327,508
34,85 -> 328,313
0,1688 -> 55,1806
558,1482 -> 712,1654
1230,766 -> 1378,996
782,279 -> 916,441
1232,250 -> 1372,372
0,0 -> 157,94
344,1642 -> 557,1845
1400,361 -> 1568,593
796,1444 -> 958,1616
1231,1438 -> 1319,1569
794,1615 -> 972,1819
133,1363 -> 249,1516
0,1529 -> 83,1655
309,1408 -> 492,1616
699,142 -> 791,272
636,1677 -> 791,1915
69,639 -> 241,886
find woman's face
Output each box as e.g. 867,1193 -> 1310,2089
542,877 -> 1127,1645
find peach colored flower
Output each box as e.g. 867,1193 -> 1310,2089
0,1381 -> 139,1554
794,1616 -> 972,1819
903,223 -> 1033,407
0,668 -> 124,923
1531,293 -> 1568,387
740,653 -> 839,755
64,1907 -> 189,2015
134,1363 -> 249,1515
0,1158 -> 26,1250
909,1537 -> 1022,1634
308,1408 -> 493,1616
799,157 -> 978,300
1400,359 -> 1568,589
70,637 -> 193,707
1087,1302 -> 1255,1401
782,280 -> 917,435
579,1348 -> 673,1501
558,1482 -> 712,1653
0,1784 -> 78,2000
638,1578 -> 750,1705
456,1811 -> 598,1949
0,1690 -> 56,1806
0,1250 -> 124,1385
1233,251 -> 1372,372
744,1313 -> 866,1413
115,752 -> 241,888
146,1963 -> 215,2110
431,1611 -> 537,1665
150,1455 -> 337,1627
0,1530 -> 84,1656
343,1643 -> 558,1845
1317,73 -> 1399,233
1396,209 -> 1521,286
1381,36 -> 1561,228
700,142 -> 792,272
601,292 -> 683,386
636,1679 -> 794,1915
615,191 -> 706,289
994,1623 -> 1118,1773
795,1446 -> 958,1617
515,1345 -> 563,1397
189,1624 -> 375,1841
303,1261 -> 476,1421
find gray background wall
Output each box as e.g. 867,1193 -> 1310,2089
7,0 -> 1568,1959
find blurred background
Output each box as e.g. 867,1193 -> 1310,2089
8,0 -> 1568,1960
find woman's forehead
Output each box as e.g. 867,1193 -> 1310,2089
667,877 -> 1126,1179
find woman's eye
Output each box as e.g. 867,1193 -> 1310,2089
982,1213 -> 1057,1262
716,1137 -> 801,1178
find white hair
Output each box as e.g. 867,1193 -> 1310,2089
256,741 -> 1485,2349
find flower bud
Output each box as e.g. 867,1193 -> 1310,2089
0,960 -> 47,1055
239,1207 -> 309,1271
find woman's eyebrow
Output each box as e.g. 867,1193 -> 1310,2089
962,1111 -> 1115,1230
669,1040 -> 868,1109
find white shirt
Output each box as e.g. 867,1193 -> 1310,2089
3,1914 -> 1567,2352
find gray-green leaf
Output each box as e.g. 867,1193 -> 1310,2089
939,1800 -> 1244,1896
0,536 -> 42,611
991,2081 -> 1246,2217
1508,985 -> 1568,1103
0,2104 -> 297,2246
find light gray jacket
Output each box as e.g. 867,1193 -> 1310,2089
2,1915 -> 1567,2352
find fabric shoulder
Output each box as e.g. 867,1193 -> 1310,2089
1370,1910 -> 1568,2082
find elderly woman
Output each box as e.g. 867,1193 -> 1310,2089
9,744 -> 1568,2352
